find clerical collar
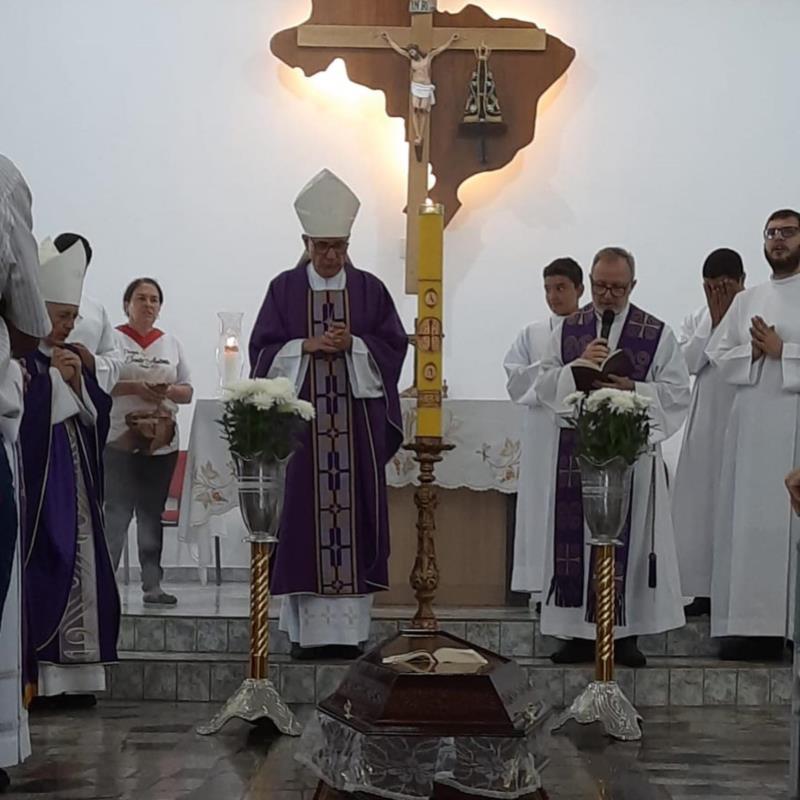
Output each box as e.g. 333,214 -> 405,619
593,304 -> 630,321
307,263 -> 346,291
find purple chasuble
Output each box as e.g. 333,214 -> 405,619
249,261 -> 407,596
20,348 -> 119,694
549,304 -> 664,624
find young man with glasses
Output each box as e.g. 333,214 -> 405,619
249,169 -> 407,661
672,249 -> 746,619
706,209 -> 800,661
533,247 -> 691,667
504,258 -> 584,609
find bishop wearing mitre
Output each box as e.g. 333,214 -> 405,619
249,170 -> 407,659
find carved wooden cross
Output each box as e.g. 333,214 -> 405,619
272,2 -> 574,292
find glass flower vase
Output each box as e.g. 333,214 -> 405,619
232,454 -> 290,547
578,456 -> 634,545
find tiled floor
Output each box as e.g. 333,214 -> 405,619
2,703 -> 791,799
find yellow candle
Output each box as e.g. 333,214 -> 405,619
416,200 -> 444,439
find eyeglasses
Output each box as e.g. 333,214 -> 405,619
591,280 -> 631,298
764,225 -> 800,240
311,239 -> 349,254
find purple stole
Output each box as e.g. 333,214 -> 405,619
549,304 -> 664,624
308,289 -> 359,594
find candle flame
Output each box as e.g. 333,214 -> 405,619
224,336 -> 239,351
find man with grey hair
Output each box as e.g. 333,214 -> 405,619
0,154 -> 51,792
533,246 -> 690,667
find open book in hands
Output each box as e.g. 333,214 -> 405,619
571,349 -> 634,393
382,647 -> 489,674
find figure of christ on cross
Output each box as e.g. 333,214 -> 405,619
380,31 -> 459,153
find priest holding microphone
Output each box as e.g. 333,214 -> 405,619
532,246 -> 690,667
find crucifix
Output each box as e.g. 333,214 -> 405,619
283,1 -> 553,293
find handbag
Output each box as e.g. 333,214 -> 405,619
116,406 -> 176,455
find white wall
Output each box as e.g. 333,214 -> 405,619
3,0 -> 800,408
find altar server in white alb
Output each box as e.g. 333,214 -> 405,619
53,233 -> 122,393
534,247 -> 690,667
504,257 -> 584,602
0,154 -> 51,794
671,249 -> 745,617
707,209 -> 800,661
249,170 -> 406,660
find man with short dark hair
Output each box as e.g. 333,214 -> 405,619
707,209 -> 800,661
672,249 -> 746,617
534,247 -> 690,667
504,258 -> 584,601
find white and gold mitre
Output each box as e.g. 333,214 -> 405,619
38,236 -> 87,306
294,168 -> 360,239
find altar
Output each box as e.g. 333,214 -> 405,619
177,398 -> 524,606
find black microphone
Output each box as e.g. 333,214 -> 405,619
600,309 -> 615,342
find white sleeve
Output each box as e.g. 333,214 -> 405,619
504,328 -> 543,408
345,336 -> 384,399
49,368 -> 97,427
679,310 -> 713,376
0,184 -> 51,373
706,295 -> 762,386
781,341 -> 800,393
4,186 -> 51,340
632,328 -> 691,443
533,322 -> 575,416
174,336 -> 192,385
0,362 -> 24,444
92,308 -> 123,392
267,339 -> 309,393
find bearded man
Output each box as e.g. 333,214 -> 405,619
707,209 -> 800,660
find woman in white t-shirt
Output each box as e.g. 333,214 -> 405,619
104,278 -> 193,605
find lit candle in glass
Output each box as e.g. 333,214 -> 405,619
217,312 -> 244,392
223,335 -> 241,387
416,199 -> 444,439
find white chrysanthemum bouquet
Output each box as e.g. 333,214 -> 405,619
219,377 -> 315,460
563,388 -> 652,465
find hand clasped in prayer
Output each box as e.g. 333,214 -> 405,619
750,315 -> 783,360
304,322 -> 353,355
52,346 -> 82,390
